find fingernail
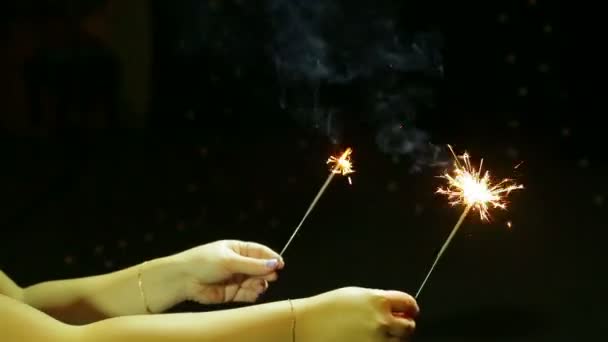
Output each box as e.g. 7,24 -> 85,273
265,259 -> 279,268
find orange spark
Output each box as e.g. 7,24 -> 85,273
327,148 -> 355,184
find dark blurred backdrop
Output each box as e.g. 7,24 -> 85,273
1,1 -> 598,341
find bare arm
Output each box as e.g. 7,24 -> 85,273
0,294 -> 79,342
1,290 -> 309,342
2,285 -> 419,342
0,270 -> 22,300
1,239 -> 286,325
79,298 -> 309,342
2,255 -> 187,324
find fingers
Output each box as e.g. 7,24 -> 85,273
385,316 -> 416,339
228,253 -> 283,276
379,290 -> 418,340
236,271 -> 279,282
243,277 -> 269,291
262,272 -> 279,282
225,241 -> 285,276
386,335 -> 413,342
381,290 -> 419,318
232,241 -> 284,267
230,273 -> 277,303
232,278 -> 269,302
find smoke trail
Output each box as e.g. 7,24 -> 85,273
170,0 -> 447,171
267,0 -> 447,171
268,0 -> 442,83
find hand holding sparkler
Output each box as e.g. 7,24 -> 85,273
279,148 -> 355,257
415,145 -> 524,299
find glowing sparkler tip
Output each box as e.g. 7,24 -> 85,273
437,146 -> 524,221
327,147 -> 355,179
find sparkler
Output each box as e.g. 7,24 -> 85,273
279,148 -> 354,257
415,145 -> 523,298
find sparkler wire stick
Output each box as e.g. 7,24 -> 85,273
415,203 -> 473,299
280,148 -> 354,257
280,172 -> 336,256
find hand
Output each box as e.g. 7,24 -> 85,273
172,240 -> 284,305
296,287 -> 419,342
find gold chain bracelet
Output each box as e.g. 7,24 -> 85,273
137,261 -> 153,314
287,299 -> 296,342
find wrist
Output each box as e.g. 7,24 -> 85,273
141,255 -> 189,312
290,297 -> 318,342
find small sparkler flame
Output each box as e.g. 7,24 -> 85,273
280,148 -> 355,256
436,145 -> 524,221
327,148 -> 355,184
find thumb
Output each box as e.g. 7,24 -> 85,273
228,254 -> 282,276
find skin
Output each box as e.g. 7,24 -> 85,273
2,240 -> 284,324
1,240 -> 418,341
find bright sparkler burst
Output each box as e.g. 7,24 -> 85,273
415,145 -> 524,299
436,145 -> 524,221
327,147 -> 355,184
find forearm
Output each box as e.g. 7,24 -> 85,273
79,298 -> 309,342
0,294 -> 79,342
0,270 -> 23,300
22,255 -> 187,324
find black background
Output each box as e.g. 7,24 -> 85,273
2,1 -> 600,341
